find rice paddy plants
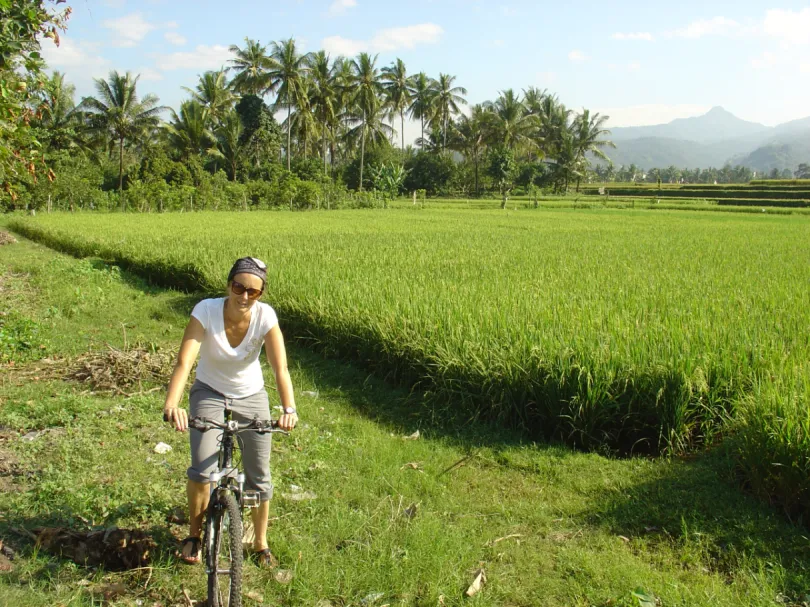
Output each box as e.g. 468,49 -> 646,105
9,207 -> 810,461
2,235 -> 809,606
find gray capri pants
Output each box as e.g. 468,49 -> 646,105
187,380 -> 273,501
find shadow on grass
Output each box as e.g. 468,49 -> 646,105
584,448 -> 810,595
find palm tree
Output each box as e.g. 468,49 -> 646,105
228,38 -> 272,96
570,109 -> 615,190
79,70 -> 163,197
330,56 -> 355,169
286,81 -> 318,159
449,104 -> 487,195
482,89 -> 540,153
211,110 -> 243,180
432,73 -> 467,151
349,52 -> 384,191
164,100 -> 217,160
308,50 -> 338,175
381,58 -> 411,150
522,86 -> 548,116
35,71 -> 81,151
408,72 -> 435,147
267,38 -> 310,171
537,94 -> 571,159
183,69 -> 235,125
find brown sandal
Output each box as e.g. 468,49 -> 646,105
178,536 -> 201,564
252,548 -> 278,569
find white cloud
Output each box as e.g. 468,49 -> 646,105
327,0 -> 357,16
137,67 -> 163,81
39,36 -> 111,100
164,31 -> 187,46
763,8 -> 810,45
40,36 -> 107,70
628,61 -> 642,71
321,23 -> 443,55
153,44 -> 233,71
596,104 -> 712,127
102,12 -> 157,47
670,16 -> 741,39
568,50 -> 588,62
612,32 -> 654,41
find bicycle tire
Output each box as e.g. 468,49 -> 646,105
205,492 -> 243,607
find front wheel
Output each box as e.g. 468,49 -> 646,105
205,492 -> 243,607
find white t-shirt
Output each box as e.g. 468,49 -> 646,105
191,298 -> 279,398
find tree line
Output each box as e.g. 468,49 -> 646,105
593,163 -> 810,185
4,22 -> 621,211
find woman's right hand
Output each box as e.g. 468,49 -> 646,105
164,407 -> 189,432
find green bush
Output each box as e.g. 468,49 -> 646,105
0,311 -> 47,363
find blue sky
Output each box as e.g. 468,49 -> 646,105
41,0 -> 809,144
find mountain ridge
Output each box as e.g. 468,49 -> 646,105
604,108 -> 810,171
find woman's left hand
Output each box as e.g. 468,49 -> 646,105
277,412 -> 298,431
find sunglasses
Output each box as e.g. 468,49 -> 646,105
230,281 -> 263,300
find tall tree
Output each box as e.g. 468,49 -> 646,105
450,104 -> 488,195
268,38 -> 310,170
228,38 -> 272,96
211,110 -> 244,180
570,109 -> 615,190
164,100 -> 217,160
381,58 -> 411,150
308,50 -> 338,175
522,86 -> 548,116
330,57 -> 355,169
79,70 -> 163,197
34,70 -> 81,151
349,52 -> 384,191
536,94 -> 570,158
0,0 -> 70,203
432,73 -> 467,151
183,69 -> 235,125
482,89 -> 540,153
408,72 -> 435,148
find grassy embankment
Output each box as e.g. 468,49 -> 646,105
1,229 -> 809,606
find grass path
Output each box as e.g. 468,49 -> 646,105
0,233 -> 808,606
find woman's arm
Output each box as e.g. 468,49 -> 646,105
163,316 -> 204,432
264,324 -> 297,431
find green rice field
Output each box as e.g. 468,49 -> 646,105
7,207 -> 810,517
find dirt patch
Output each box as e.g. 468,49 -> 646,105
34,526 -> 156,570
4,345 -> 176,396
0,231 -> 17,246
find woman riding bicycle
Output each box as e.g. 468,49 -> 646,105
163,256 -> 298,566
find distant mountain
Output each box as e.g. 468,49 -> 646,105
609,107 -> 770,144
729,133 -> 810,173
603,107 -> 810,171
600,137 -> 718,169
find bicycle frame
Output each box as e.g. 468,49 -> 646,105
205,407 -> 266,512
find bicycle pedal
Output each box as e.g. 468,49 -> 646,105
242,491 -> 261,508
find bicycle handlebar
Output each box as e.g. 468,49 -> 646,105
162,412 -> 290,435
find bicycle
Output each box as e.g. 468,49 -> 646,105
178,411 -> 288,607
